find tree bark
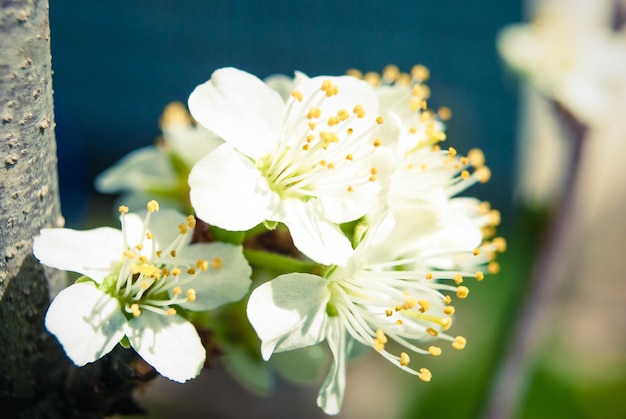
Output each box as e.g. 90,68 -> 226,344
0,0 -> 66,414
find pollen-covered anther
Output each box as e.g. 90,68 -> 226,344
493,237 -> 507,252
130,303 -> 141,317
443,306 -> 455,315
327,116 -> 340,126
166,307 -> 177,316
475,271 -> 485,281
489,210 -> 501,226
428,346 -> 442,356
385,309 -> 393,317
373,139 -> 381,147
426,327 -> 438,337
212,257 -> 222,269
139,255 -> 148,263
155,250 -> 161,257
147,200 -> 160,213
443,295 -> 452,304
320,131 -> 339,148
337,109 -> 350,121
172,286 -> 182,295
347,128 -> 354,135
187,267 -> 195,275
135,243 -> 144,251
425,272 -> 433,280
364,71 -> 381,86
396,319 -> 403,326
438,106 -> 452,121
411,64 -> 430,81
291,89 -> 303,102
417,299 -> 430,313
347,185 -> 354,192
476,167 -> 491,183
146,232 -> 153,240
402,297 -> 417,310
186,289 -> 196,302
118,205 -> 129,214
123,250 -> 136,259
454,274 -> 463,284
376,328 -> 388,344
170,250 -> 177,258
178,223 -> 188,235
353,104 -> 366,118
345,153 -> 353,160
171,268 -> 181,276
375,116 -> 384,125
140,280 -> 150,289
186,215 -> 196,228
457,286 -> 469,299
468,148 -> 485,167
383,64 -> 400,82
473,248 -> 481,256
448,147 -> 457,157
461,170 -> 470,180
308,121 -> 317,131
400,352 -> 410,367
346,68 -> 363,79
488,261 -> 500,274
196,259 -> 209,271
419,368 -> 432,382
452,336 -> 467,350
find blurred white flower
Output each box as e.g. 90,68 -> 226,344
34,201 -> 252,383
188,67 -> 398,265
95,102 -> 223,211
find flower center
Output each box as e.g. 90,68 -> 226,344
111,201 -> 222,318
256,79 -> 383,200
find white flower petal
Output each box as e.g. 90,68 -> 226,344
278,199 -> 354,265
316,317 -> 351,416
164,124 -> 223,168
128,311 -> 205,383
189,143 -> 277,230
174,243 -> 252,311
188,67 -> 284,159
34,227 -> 123,282
247,273 -> 330,360
45,283 -> 128,366
94,147 -> 177,193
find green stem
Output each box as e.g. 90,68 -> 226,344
243,249 -> 323,276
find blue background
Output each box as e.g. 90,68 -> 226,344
50,0 -> 521,224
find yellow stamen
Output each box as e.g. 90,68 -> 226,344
452,336 -> 467,350
419,368 -> 432,382
400,352 -> 410,367
457,286 -> 469,299
147,200 -> 159,213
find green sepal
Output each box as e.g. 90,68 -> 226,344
119,335 -> 131,349
263,220 -> 278,230
74,275 -> 96,285
98,272 -> 118,295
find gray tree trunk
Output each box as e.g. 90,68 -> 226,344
0,0 -> 66,412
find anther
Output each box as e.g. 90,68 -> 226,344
347,185 -> 354,192
461,170 -> 470,180
448,147 -> 457,157
187,267 -> 195,275
345,153 -> 353,160
473,248 -> 481,256
167,308 -> 177,316
488,261 -> 500,274
186,289 -> 196,302
400,352 -> 410,367
411,64 -> 430,81
468,148 -> 485,167
454,274 -> 463,284
383,64 -> 400,82
426,272 -> 433,280
212,257 -> 222,269
376,329 -> 388,344
443,295 -> 452,304
373,139 -> 381,147
456,286 -> 469,299
476,167 -> 491,183
118,205 -> 129,214
147,200 -> 160,213
417,299 -> 430,313
385,309 -> 393,317
426,327 -> 439,336
179,223 -> 188,235
375,116 -> 384,124
172,268 -> 181,276
396,319 -> 403,326
187,215 -> 196,228
443,306 -> 455,315
438,106 -> 452,120
475,271 -> 484,281
291,89 -> 303,102
353,104 -> 365,118
170,250 -> 177,257
146,232 -> 153,240
452,336 -> 467,350
428,346 -> 442,356
493,237 -> 507,252
419,368 -> 432,382
196,259 -> 209,271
